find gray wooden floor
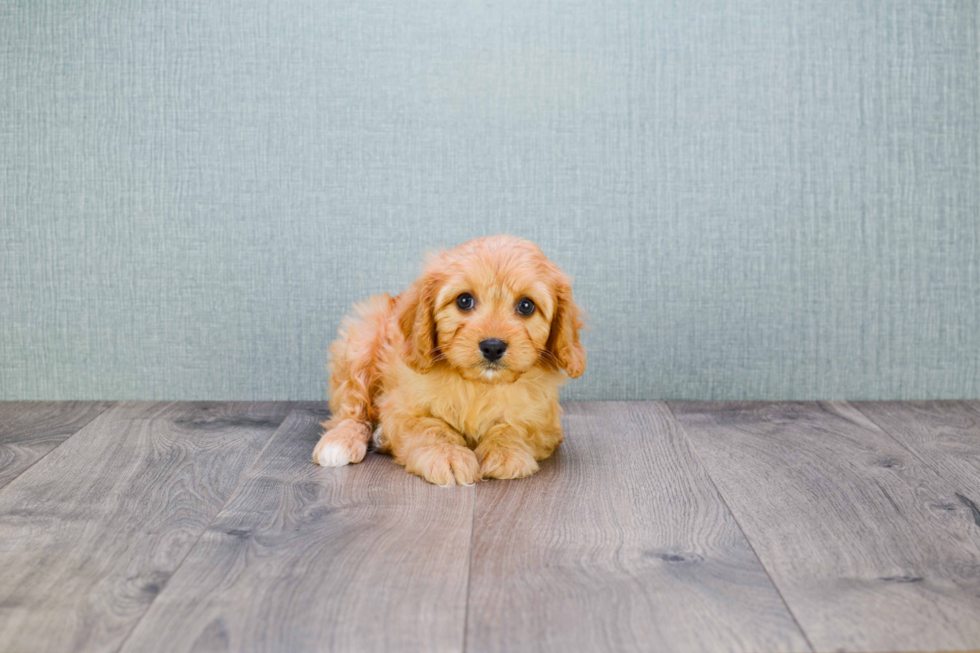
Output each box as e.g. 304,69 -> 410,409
0,402 -> 978,653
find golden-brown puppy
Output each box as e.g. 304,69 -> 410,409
312,235 -> 586,485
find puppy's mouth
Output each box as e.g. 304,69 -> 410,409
476,361 -> 507,380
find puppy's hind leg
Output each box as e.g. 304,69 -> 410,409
313,363 -> 373,467
313,418 -> 371,467
313,297 -> 391,467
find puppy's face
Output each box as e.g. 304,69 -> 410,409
398,236 -> 586,383
433,267 -> 554,383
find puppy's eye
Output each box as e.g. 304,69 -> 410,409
516,298 -> 536,316
456,293 -> 475,311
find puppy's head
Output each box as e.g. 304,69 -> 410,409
397,235 -> 586,383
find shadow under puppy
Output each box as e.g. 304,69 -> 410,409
313,234 -> 586,485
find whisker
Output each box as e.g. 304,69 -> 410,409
536,348 -> 560,363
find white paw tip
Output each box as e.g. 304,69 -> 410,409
316,442 -> 352,467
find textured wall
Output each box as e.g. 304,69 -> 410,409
2,0 -> 978,401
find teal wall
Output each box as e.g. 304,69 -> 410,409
2,0 -> 978,401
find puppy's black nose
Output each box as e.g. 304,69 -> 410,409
479,338 -> 507,363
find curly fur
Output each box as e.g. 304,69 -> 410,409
312,235 -> 586,485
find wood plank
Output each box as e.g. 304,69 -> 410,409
466,402 -> 810,653
0,401 -> 114,490
0,401 -> 293,653
119,406 -> 475,653
669,401 -> 980,653
853,401 -> 980,518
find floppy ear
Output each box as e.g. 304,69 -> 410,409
546,280 -> 587,379
396,270 -> 441,373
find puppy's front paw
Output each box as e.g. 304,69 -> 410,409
405,444 -> 480,486
477,445 -> 539,480
313,420 -> 370,467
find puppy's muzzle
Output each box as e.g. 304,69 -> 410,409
479,338 -> 507,363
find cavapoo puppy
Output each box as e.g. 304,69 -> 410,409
312,234 -> 586,486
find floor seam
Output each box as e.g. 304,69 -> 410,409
847,400 -> 948,476
848,400 -> 980,527
460,479 -> 478,653
0,401 -> 117,497
662,401 -> 818,653
111,401 -> 300,653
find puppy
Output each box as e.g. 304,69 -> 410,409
312,235 -> 586,485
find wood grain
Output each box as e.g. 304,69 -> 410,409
853,401 -> 980,519
119,406 -> 475,653
0,401 -> 113,490
465,402 -> 810,653
0,401 -> 293,653
669,401 -> 980,653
